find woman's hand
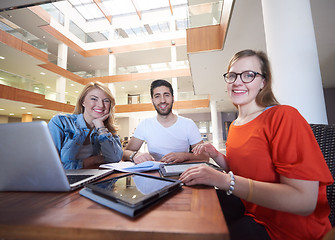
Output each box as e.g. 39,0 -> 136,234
83,156 -> 105,168
192,142 -> 220,159
179,165 -> 228,189
92,113 -> 110,129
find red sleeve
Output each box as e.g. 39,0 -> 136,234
269,106 -> 333,185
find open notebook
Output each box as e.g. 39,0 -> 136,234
0,121 -> 113,192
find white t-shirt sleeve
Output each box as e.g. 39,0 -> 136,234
133,119 -> 147,141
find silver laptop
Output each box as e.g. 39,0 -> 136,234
0,121 -> 113,192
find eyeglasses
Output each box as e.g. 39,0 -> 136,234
223,71 -> 265,84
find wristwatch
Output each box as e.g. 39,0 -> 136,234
129,151 -> 137,162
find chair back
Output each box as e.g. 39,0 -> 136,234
310,124 -> 335,226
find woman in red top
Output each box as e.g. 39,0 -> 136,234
180,49 -> 333,239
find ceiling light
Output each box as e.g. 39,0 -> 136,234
27,112 -> 32,114
40,72 -> 46,75
134,85 -> 138,88
70,84 -> 74,86
37,116 -> 41,118
46,86 -> 51,89
0,108 -> 4,111
121,87 -> 125,89
75,90 -> 79,93
9,113 -> 14,115
20,107 -> 26,110
0,56 -> 5,60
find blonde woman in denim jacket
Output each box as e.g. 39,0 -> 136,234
48,82 -> 123,169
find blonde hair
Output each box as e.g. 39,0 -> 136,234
74,82 -> 118,134
227,49 -> 279,107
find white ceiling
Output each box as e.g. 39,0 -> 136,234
0,0 -> 334,120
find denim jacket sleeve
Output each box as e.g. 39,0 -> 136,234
48,115 -> 84,169
96,132 -> 123,163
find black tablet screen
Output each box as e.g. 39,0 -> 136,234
90,174 -> 178,207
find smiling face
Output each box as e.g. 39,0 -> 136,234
82,88 -> 111,125
152,86 -> 174,116
226,56 -> 265,108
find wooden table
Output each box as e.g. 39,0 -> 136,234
0,172 -> 229,240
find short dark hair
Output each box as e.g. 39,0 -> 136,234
150,79 -> 174,98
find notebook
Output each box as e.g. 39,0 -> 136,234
0,121 -> 113,192
80,172 -> 182,217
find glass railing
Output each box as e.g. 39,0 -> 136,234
0,69 -> 77,105
67,60 -> 190,78
0,16 -> 48,53
69,20 -> 95,43
0,69 -> 206,107
114,92 -> 208,106
187,0 -> 223,28
40,3 -> 64,26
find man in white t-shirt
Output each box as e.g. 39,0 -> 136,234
123,79 -> 208,164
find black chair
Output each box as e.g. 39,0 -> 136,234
310,124 -> 335,226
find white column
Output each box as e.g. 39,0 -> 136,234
210,99 -> 219,149
56,42 -> 67,103
170,17 -> 178,114
108,54 -> 116,97
171,45 -> 178,101
261,0 -> 327,124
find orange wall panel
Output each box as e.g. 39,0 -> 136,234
84,68 -> 191,84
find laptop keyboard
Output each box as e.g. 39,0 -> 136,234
67,175 -> 94,184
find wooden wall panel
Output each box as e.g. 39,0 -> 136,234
40,25 -> 86,56
0,84 -> 75,113
0,85 -> 45,104
84,68 -> 191,84
40,25 -> 186,58
115,103 -> 155,113
186,25 -> 222,53
115,98 -> 209,113
28,6 -> 51,24
38,62 -> 85,84
186,0 -> 234,54
21,41 -> 48,62
0,29 -> 48,62
38,99 -> 75,113
174,99 -> 210,109
86,38 -> 187,56
0,29 -> 22,51
1,84 -> 209,114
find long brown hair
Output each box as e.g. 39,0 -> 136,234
227,49 -> 279,107
74,82 -> 118,134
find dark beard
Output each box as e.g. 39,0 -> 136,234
154,102 -> 173,116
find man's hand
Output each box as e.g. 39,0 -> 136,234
160,152 -> 187,164
133,152 -> 155,164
